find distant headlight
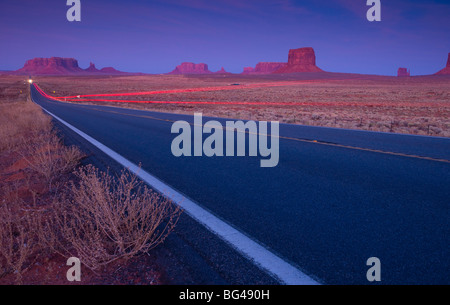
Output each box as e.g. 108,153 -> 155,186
28,79 -> 33,84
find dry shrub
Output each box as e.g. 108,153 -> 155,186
1,97 -> 178,281
0,100 -> 84,192
0,202 -> 45,284
0,98 -> 84,283
51,165 -> 181,270
19,131 -> 84,190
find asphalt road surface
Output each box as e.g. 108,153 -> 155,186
31,84 -> 450,285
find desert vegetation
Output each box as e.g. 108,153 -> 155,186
35,74 -> 450,137
48,165 -> 180,271
0,76 -> 181,284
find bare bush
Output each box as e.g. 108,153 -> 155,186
51,165 -> 181,270
1,93 -> 177,282
0,203 -> 44,284
0,97 -> 83,283
19,131 -> 84,190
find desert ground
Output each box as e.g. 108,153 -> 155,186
26,73 -> 450,137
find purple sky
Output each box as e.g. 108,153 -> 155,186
1,0 -> 449,75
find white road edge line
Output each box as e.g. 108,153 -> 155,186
38,105 -> 320,285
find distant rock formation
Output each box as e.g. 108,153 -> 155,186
242,62 -> 287,74
85,64 -> 129,75
169,62 -> 212,75
214,67 -> 231,74
14,57 -> 134,75
100,67 -> 127,74
255,62 -> 287,73
435,53 -> 450,75
274,47 -> 323,73
85,62 -> 100,73
242,67 -> 255,74
397,68 -> 410,77
16,57 -> 84,75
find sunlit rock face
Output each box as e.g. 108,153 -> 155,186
274,47 -> 323,73
169,62 -> 212,74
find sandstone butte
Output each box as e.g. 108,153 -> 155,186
397,67 -> 410,77
274,47 -> 323,73
215,67 -> 232,74
169,62 -> 212,74
85,62 -> 100,73
435,53 -> 450,75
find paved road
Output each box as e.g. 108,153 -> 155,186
31,84 -> 450,284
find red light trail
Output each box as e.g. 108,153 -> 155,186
34,84 -> 449,108
51,80 -> 326,99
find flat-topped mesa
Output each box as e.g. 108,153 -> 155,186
274,47 -> 323,73
435,52 -> 450,75
397,68 -> 410,77
16,57 -> 84,75
169,62 -> 212,75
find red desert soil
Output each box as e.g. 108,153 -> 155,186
0,253 -> 162,285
